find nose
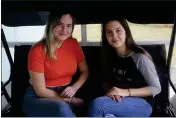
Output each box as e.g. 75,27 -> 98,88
61,25 -> 67,32
112,31 -> 117,38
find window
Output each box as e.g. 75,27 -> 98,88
16,26 -> 45,42
86,24 -> 101,42
2,24 -> 82,43
85,22 -> 173,42
73,25 -> 82,42
1,47 -> 14,83
128,22 -> 173,41
166,45 -> 176,99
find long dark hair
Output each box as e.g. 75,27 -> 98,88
101,15 -> 152,81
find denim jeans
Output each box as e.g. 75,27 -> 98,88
88,96 -> 152,117
22,85 -> 75,117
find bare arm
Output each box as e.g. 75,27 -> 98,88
29,70 -> 70,102
107,86 -> 152,97
61,60 -> 89,97
128,87 -> 152,97
72,60 -> 89,90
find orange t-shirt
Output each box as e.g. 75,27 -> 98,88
28,38 -> 85,87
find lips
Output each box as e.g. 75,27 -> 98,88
59,33 -> 67,36
112,40 -> 119,43
60,33 -> 67,35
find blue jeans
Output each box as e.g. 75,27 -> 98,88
22,85 -> 75,117
88,96 -> 152,117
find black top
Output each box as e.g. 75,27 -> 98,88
104,54 -> 154,106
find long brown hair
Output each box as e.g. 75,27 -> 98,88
101,15 -> 152,80
102,15 -> 152,60
41,11 -> 75,59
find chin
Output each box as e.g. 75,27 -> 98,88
113,44 -> 123,48
57,36 -> 69,41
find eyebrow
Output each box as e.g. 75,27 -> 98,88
106,27 -> 122,31
58,21 -> 72,26
106,27 -> 122,32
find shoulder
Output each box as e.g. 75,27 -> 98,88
30,41 -> 43,50
132,53 -> 151,62
67,37 -> 79,43
66,37 -> 80,46
131,53 -> 153,66
29,41 -> 45,56
131,52 -> 155,70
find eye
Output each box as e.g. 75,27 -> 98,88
67,25 -> 72,28
116,29 -> 121,32
106,31 -> 111,35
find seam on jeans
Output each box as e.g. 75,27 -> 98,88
95,102 -> 150,116
127,102 -> 150,107
96,104 -> 120,116
56,103 -> 75,117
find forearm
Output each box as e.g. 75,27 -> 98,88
36,88 -> 70,102
29,71 -> 70,102
128,87 -> 152,97
72,71 -> 88,90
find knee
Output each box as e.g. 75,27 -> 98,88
55,101 -> 70,109
145,106 -> 153,117
132,104 -> 153,117
55,101 -> 75,117
89,96 -> 106,109
138,102 -> 153,117
88,96 -> 108,116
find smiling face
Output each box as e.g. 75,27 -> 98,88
52,14 -> 73,41
105,20 -> 126,49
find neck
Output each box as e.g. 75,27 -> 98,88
115,44 -> 131,57
54,40 -> 64,48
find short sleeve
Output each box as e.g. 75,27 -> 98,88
73,38 -> 85,64
28,43 -> 45,73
